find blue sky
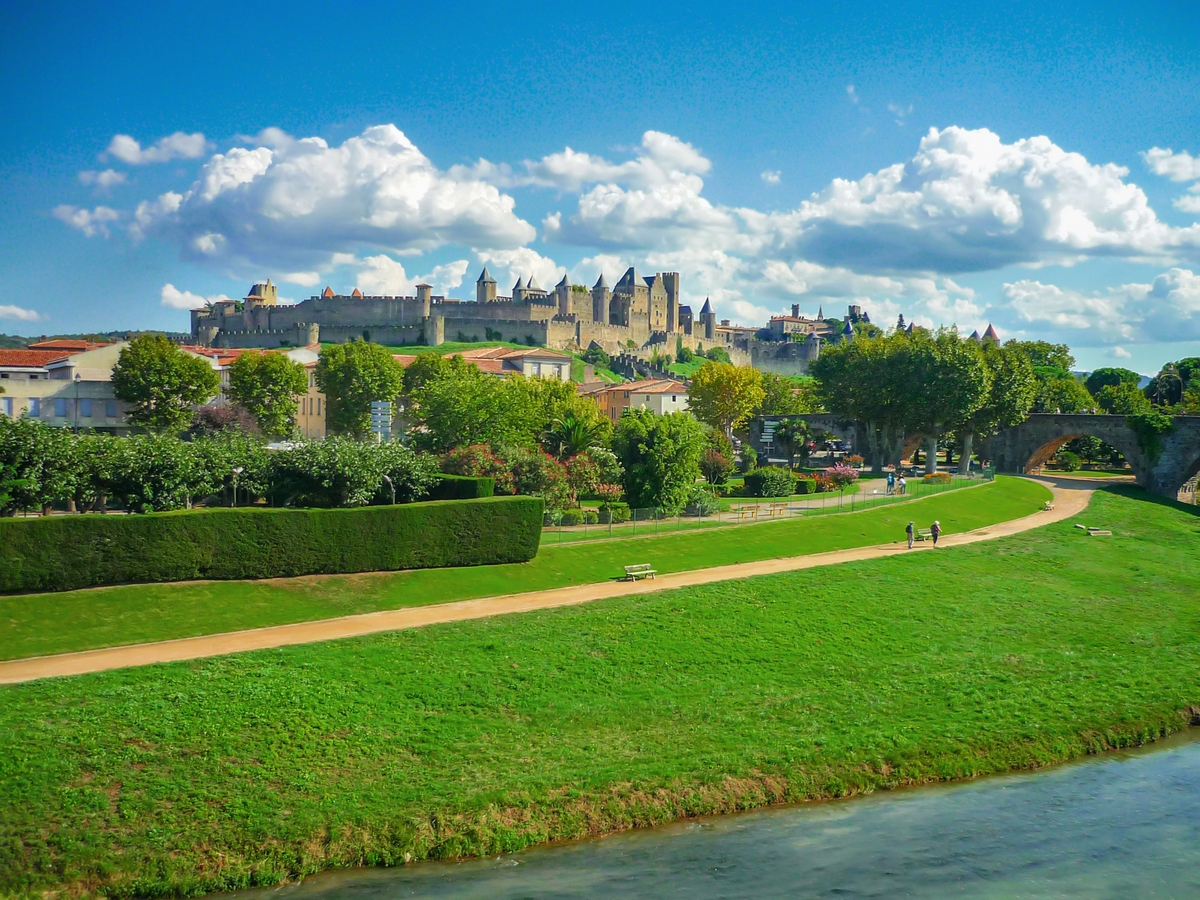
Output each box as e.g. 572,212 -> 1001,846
3,0 -> 1199,373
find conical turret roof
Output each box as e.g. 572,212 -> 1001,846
322,286 -> 335,298
513,276 -> 526,291
700,298 -> 714,315
526,274 -> 543,292
477,267 -> 496,284
983,324 -> 1000,341
968,329 -> 981,342
556,273 -> 571,288
593,272 -> 608,289
617,266 -> 643,288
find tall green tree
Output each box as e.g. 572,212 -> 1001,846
1084,367 -> 1140,399
111,334 -> 220,430
687,362 -> 766,439
1004,340 -> 1075,371
758,373 -> 820,416
951,341 -> 1037,467
226,351 -> 309,438
1096,381 -> 1152,414
905,331 -> 989,473
315,341 -> 406,437
610,408 -> 706,512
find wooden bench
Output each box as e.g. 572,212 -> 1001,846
768,503 -> 788,517
624,563 -> 657,581
736,506 -> 759,521
915,528 -> 934,542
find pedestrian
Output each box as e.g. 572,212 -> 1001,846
931,520 -> 941,546
906,521 -> 915,549
887,472 -> 895,494
898,475 -> 907,495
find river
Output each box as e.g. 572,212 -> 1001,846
239,730 -> 1200,899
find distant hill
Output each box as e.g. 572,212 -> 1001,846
0,330 -> 192,349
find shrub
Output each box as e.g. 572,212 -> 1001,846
794,476 -> 817,495
744,466 -> 795,498
267,438 -> 386,508
684,484 -> 720,516
504,447 -> 572,511
598,502 -> 630,524
0,496 -> 543,594
700,448 -> 732,485
583,509 -> 599,525
559,509 -> 584,526
825,463 -> 860,492
442,444 -> 515,495
427,474 -> 495,499
845,454 -> 865,468
922,472 -> 952,484
1055,450 -> 1082,472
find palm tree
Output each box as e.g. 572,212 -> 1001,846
773,419 -> 809,468
544,412 -> 606,459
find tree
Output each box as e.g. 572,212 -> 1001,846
610,408 -> 706,512
1033,373 -> 1094,413
905,331 -> 989,473
111,334 -> 220,430
1004,340 -> 1075,371
267,437 -> 387,507
1145,364 -> 1184,407
687,362 -> 766,439
1085,367 -> 1140,399
105,432 -> 214,512
315,340 -> 406,436
544,410 -> 610,459
0,416 -> 77,514
758,373 -> 819,416
952,342 -> 1037,467
773,418 -> 810,468
226,351 -> 309,438
1096,381 -> 1152,414
704,346 -> 731,363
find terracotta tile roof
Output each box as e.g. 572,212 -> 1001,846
628,379 -> 688,394
26,339 -> 111,351
0,349 -> 71,367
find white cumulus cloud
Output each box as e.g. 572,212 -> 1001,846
761,170 -> 781,185
78,169 -> 127,192
106,132 -> 210,165
52,204 -> 120,238
1142,147 -> 1200,182
0,304 -> 41,322
160,284 -> 235,310
353,255 -> 472,297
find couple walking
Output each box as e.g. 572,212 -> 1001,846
906,520 -> 941,549
887,472 -> 908,495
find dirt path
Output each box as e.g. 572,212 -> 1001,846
0,478 -> 1095,685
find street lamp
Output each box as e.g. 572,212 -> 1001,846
381,474 -> 395,505
231,466 -> 244,508
73,373 -> 81,430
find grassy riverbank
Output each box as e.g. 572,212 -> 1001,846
3,487 -> 1200,898
1,477 -> 1047,659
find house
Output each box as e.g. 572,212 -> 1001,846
0,343 -> 132,430
199,345 -> 326,440
579,378 -> 690,423
393,345 -> 575,382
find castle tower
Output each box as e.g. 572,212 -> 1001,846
661,272 -> 680,333
592,273 -> 611,325
476,267 -> 497,303
416,283 -> 432,318
700,298 -> 716,341
982,324 -> 1000,343
244,279 -> 278,307
513,275 -> 526,305
805,330 -> 821,362
555,273 -> 572,317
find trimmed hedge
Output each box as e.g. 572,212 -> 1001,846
0,495 -> 542,595
426,474 -> 495,500
744,466 -> 796,498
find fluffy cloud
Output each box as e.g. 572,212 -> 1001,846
761,170 -> 781,185
133,125 -> 535,271
106,132 -> 210,165
78,169 -> 127,191
0,304 -> 41,322
1142,148 -> 1200,182
353,255 -> 471,297
997,267 -> 1200,345
476,247 -> 566,292
52,204 -> 120,237
160,284 -> 235,310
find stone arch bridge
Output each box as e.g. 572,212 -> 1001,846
982,413 -> 1200,499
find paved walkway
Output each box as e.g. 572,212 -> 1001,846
0,478 -> 1096,685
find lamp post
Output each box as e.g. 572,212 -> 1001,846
73,373 -> 81,430
231,466 -> 244,508
382,474 -> 395,505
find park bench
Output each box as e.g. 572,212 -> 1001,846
736,506 -> 759,521
915,528 -> 934,542
768,503 -> 788,517
1072,524 -> 1112,536
624,563 -> 657,581
1043,500 -> 1055,511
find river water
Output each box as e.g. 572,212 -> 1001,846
243,730 -> 1200,899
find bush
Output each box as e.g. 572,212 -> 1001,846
504,447 -> 572,511
442,444 -> 515,495
598,502 -> 630,524
558,509 -> 584,526
427,474 -> 495,499
584,509 -> 599,525
1054,450 -> 1082,471
794,476 -> 817,495
744,466 -> 795,498
684,484 -> 720,517
922,472 -> 952,484
0,496 -> 543,595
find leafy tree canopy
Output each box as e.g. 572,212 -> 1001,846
1005,339 -> 1075,372
687,362 -> 766,438
1096,381 -> 1152,415
226,351 -> 309,438
111,334 -> 220,430
1085,367 -> 1141,399
610,408 -> 705,512
315,341 -> 405,436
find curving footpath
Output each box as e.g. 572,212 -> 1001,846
0,478 -> 1095,685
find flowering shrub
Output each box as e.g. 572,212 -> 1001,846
565,453 -> 602,498
700,448 -> 732,485
442,444 -> 514,495
845,454 -> 865,468
921,472 -> 952,484
505,447 -> 572,511
825,463 -> 860,492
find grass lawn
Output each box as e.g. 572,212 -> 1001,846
667,358 -> 706,379
0,478 -> 1048,660
2,487 -> 1199,898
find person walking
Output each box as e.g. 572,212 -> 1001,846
887,472 -> 895,494
897,475 -> 907,495
906,521 -> 915,549
931,520 -> 941,546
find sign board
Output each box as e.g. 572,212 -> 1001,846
369,400 -> 393,441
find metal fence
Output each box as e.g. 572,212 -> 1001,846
541,468 -> 994,544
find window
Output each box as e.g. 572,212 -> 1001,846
54,399 -> 67,417
1,397 -> 11,416
105,399 -> 117,418
80,398 -> 92,417
29,374 -> 39,380
316,398 -> 321,414
0,372 -> 8,379
28,398 -> 40,416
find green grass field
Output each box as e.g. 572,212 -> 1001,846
2,486 -> 1199,898
0,478 -> 1048,660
